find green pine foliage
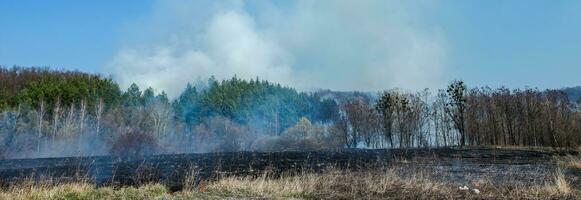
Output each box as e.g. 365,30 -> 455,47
173,77 -> 333,133
0,66 -> 121,112
0,66 -> 337,135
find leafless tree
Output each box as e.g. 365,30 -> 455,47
445,80 -> 467,146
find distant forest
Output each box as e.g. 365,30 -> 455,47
0,66 -> 580,158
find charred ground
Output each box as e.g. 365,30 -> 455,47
0,147 -> 578,192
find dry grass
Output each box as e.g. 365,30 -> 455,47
0,183 -> 169,200
554,169 -> 571,194
559,155 -> 581,169
0,175 -> 168,200
188,168 -> 578,200
0,168 -> 578,200
208,169 -> 449,199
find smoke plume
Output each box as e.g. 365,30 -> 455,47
106,0 -> 447,98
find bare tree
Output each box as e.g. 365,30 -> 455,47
344,97 -> 373,148
95,98 -> 104,135
63,103 -> 75,136
376,91 -> 396,147
52,97 -> 61,138
445,80 -> 467,146
36,100 -> 45,153
79,99 -> 86,133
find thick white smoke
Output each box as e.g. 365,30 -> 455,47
106,0 -> 447,98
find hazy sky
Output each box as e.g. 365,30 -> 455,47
1,0 -> 581,96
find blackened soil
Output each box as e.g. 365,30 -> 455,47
0,147 -> 576,191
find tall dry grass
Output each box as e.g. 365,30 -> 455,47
0,167 -> 577,200
560,155 -> 581,169
179,167 -> 578,200
0,183 -> 168,200
554,168 -> 571,194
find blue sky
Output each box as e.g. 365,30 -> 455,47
1,0 -> 581,93
0,0 -> 152,73
433,0 -> 581,89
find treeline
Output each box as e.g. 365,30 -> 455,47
562,86 -> 581,103
0,66 -> 580,159
0,67 -> 339,158
338,81 -> 581,149
464,87 -> 581,147
0,66 -> 120,111
173,77 -> 338,134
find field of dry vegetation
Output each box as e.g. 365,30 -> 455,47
1,157 -> 580,200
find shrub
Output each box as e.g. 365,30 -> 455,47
109,131 -> 158,158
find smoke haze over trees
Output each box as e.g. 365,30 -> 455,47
0,66 -> 580,159
106,1 -> 448,98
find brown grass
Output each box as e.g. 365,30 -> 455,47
554,169 -> 571,194
197,169 -> 454,199
0,167 -> 578,200
0,183 -> 168,200
555,155 -> 581,170
187,168 -> 578,200
560,155 -> 581,169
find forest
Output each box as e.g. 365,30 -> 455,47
0,66 -> 580,159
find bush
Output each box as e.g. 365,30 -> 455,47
110,131 -> 158,158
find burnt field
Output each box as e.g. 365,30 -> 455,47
0,148 -> 579,191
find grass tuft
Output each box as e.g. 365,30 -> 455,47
564,156 -> 581,169
554,169 -> 571,195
